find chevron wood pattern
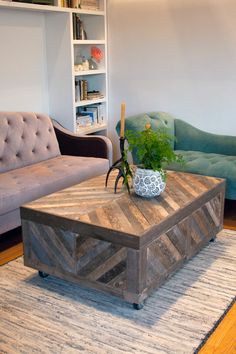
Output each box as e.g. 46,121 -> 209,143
21,171 -> 225,306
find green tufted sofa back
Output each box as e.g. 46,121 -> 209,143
116,112 -> 175,142
116,112 -> 176,164
175,119 -> 236,156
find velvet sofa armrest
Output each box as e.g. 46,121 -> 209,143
52,120 -> 113,166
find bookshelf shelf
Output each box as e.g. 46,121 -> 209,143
74,69 -> 106,76
0,1 -> 70,13
72,8 -> 105,16
0,0 -> 104,14
75,97 -> 106,107
73,40 -> 105,45
76,123 -> 107,135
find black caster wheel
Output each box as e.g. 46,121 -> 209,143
133,303 -> 144,310
210,237 -> 216,242
38,271 -> 49,278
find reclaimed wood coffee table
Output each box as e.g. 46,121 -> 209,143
21,171 -> 225,309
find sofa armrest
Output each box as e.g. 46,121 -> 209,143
52,120 -> 113,166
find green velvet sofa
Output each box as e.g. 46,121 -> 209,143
116,112 -> 236,200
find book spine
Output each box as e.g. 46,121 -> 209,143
76,15 -> 81,40
73,14 -> 77,40
79,80 -> 84,100
83,80 -> 88,100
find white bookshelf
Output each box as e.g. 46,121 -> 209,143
0,0 -> 108,136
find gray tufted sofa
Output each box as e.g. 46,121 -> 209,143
0,112 -> 112,234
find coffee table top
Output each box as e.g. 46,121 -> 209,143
21,171 -> 225,249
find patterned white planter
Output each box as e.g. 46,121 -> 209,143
133,167 -> 166,198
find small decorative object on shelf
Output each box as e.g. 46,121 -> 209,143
91,46 -> 103,62
88,47 -> 103,70
88,57 -> 98,70
105,103 -> 132,193
74,47 -> 103,72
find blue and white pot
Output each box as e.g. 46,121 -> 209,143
133,167 -> 166,198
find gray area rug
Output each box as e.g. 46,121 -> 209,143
0,229 -> 236,354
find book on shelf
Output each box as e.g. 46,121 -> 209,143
13,0 -> 54,4
80,0 -> 99,10
72,14 -> 87,40
76,114 -> 92,128
79,110 -> 96,124
79,104 -> 105,125
77,81 -> 104,102
87,104 -> 105,124
79,80 -> 88,100
87,90 -> 104,100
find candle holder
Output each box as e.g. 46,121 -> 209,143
105,137 -> 132,193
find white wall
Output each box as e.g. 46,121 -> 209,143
0,9 -> 48,113
108,0 -> 236,158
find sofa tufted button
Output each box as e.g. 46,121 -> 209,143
22,118 -> 26,122
32,149 -> 35,153
4,138 -> 8,143
21,135 -> 24,139
35,131 -> 39,136
16,153 -> 20,158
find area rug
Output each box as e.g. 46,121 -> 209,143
0,229 -> 236,354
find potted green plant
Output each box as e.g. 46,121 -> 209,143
124,123 -> 183,197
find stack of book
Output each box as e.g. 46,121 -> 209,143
87,90 -> 104,100
76,115 -> 92,128
80,0 -> 99,10
76,103 -> 105,129
77,81 -> 104,102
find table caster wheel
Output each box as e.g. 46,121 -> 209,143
38,271 -> 49,278
133,303 -> 144,310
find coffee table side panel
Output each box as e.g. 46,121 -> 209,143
22,220 -> 78,274
22,219 -> 129,298
186,192 -> 224,259
124,190 -> 224,305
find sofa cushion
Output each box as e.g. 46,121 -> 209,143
0,155 -> 109,215
167,150 -> 236,199
0,112 -> 61,173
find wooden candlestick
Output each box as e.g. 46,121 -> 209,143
120,102 -> 126,138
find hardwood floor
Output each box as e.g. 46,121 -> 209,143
0,227 -> 22,266
198,199 -> 236,354
0,199 -> 236,351
199,302 -> 236,354
224,199 -> 236,230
